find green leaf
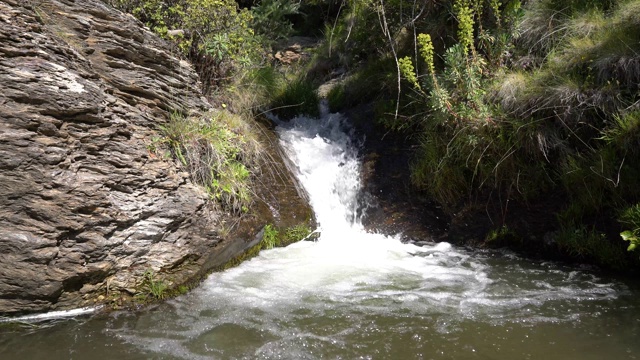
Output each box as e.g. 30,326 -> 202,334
627,243 -> 637,252
620,230 -> 636,241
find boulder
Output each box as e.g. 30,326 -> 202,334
0,0 -> 312,315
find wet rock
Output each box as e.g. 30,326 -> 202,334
343,104 -> 449,242
272,36 -> 316,65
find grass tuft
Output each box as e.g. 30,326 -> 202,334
139,269 -> 168,301
261,224 -> 280,249
159,110 -> 261,214
269,78 -> 320,119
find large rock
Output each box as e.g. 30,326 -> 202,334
0,0 -> 311,315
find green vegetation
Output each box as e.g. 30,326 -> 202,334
106,0 -> 319,115
158,110 -> 260,213
555,224 -> 628,269
251,0 -> 300,40
303,0 -> 640,270
269,78 -> 320,119
221,223 -> 313,270
485,226 -> 520,247
620,203 -> 640,252
262,224 -> 280,249
106,0 -> 262,92
139,269 -> 168,301
261,223 -> 313,250
282,224 -> 314,245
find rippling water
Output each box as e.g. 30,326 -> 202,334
2,108 -> 639,359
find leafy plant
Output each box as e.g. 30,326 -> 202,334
262,224 -> 280,249
620,204 -> 640,252
454,0 -> 476,55
141,269 -> 168,300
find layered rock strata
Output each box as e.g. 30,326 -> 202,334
0,0 -> 311,315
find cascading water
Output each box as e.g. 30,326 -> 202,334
2,108 -> 640,359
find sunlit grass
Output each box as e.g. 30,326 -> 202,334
159,110 -> 261,214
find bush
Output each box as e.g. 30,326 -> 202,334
106,0 -> 264,92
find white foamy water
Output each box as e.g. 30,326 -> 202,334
1,306 -> 98,323
106,107 -> 633,359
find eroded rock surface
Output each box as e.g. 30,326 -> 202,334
0,0 -> 311,315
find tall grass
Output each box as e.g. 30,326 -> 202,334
160,110 -> 261,213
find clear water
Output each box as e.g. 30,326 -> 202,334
2,108 -> 639,360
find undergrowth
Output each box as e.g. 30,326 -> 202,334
106,0 -> 264,93
307,0 -> 640,269
159,110 -> 261,213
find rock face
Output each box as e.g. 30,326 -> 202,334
0,0 -> 311,315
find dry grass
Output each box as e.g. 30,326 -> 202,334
517,0 -> 571,57
495,72 -> 528,110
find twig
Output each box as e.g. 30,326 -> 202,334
378,0 -> 400,119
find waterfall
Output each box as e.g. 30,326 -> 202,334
275,107 -> 365,234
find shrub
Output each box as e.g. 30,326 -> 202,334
106,0 -> 264,92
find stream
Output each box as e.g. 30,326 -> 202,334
1,108 -> 639,359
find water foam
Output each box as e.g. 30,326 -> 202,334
1,306 -> 98,323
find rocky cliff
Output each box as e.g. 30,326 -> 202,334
0,0 -> 311,315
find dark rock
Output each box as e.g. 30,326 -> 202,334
344,104 -> 449,242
